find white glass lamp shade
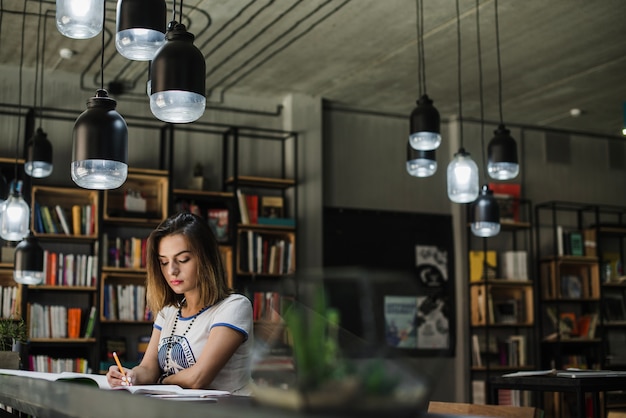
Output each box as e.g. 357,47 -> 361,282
150,23 -> 206,123
72,89 -> 128,190
116,0 -> 167,61
56,0 -> 104,39
0,182 -> 30,242
14,232 -> 45,285
470,185 -> 501,237
25,128 -> 54,178
406,143 -> 437,177
447,148 -> 479,203
488,124 -> 519,180
409,94 -> 441,151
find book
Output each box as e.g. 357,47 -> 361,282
72,205 -> 82,235
83,305 -> 97,338
489,182 -> 521,222
236,189 -> 249,225
54,205 -> 72,235
260,196 -> 284,218
469,250 -> 497,281
245,194 -> 259,224
0,370 -> 230,397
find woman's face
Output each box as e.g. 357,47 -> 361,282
158,234 -> 198,294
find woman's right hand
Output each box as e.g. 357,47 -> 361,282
106,365 -> 134,387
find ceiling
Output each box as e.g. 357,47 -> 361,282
0,0 -> 625,137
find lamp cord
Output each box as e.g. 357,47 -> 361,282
172,0 -> 177,23
476,0 -> 487,179
455,0 -> 464,149
101,0 -> 105,91
33,0 -> 43,127
15,0 -> 27,182
495,0 -> 503,124
415,0 -> 425,95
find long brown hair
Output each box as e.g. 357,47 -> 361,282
145,211 -> 231,314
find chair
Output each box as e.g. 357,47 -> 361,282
427,401 -> 543,418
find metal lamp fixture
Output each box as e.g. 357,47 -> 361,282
406,142 -> 437,178
71,2 -> 129,190
13,231 -> 45,285
409,0 -> 441,151
56,0 -> 104,39
116,0 -> 167,61
471,0 -> 500,237
471,185 -> 501,237
447,0 -> 478,203
487,0 -> 519,180
150,20 -> 206,123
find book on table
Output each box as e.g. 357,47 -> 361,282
0,369 -> 230,398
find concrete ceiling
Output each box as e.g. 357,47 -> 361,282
0,0 -> 625,137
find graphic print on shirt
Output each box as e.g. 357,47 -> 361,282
158,334 -> 196,375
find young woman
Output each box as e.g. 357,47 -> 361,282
106,212 -> 253,395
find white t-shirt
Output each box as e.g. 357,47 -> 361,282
154,294 -> 254,395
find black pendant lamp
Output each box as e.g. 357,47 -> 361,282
409,0 -> 441,151
487,0 -> 519,180
471,185 -> 501,237
25,128 -> 53,178
14,231 -> 45,285
149,19 -> 206,123
116,0 -> 167,61
406,142 -> 437,178
471,0 -> 500,237
71,2 -> 128,190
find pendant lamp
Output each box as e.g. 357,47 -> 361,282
56,0 -> 104,39
447,0 -> 479,204
116,0 -> 167,61
487,0 -> 518,180
409,0 -> 441,151
471,185 -> 501,237
470,0 -> 500,237
13,231 -> 45,285
71,89 -> 129,190
150,21 -> 206,123
406,142 -> 437,178
72,2 -> 129,190
447,148 -> 479,203
25,129 -> 53,178
0,181 -> 30,242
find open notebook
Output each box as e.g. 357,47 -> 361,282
0,369 -> 230,397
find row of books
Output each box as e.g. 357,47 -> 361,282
102,234 -> 147,269
239,231 -> 294,275
174,200 -> 231,242
1,285 -> 18,319
236,190 -> 294,226
102,283 -> 151,321
27,355 -> 90,373
545,307 -> 599,339
252,291 -> 292,321
469,250 -> 529,281
42,251 -> 98,287
33,202 -> 96,236
28,304 -> 96,339
471,334 -> 526,368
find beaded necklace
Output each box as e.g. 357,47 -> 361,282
164,302 -> 205,372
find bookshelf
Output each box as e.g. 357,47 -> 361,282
467,197 -> 536,406
98,169 -> 169,372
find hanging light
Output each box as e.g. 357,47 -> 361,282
26,1 -> 53,179
471,0 -> 500,237
471,185 -> 501,237
447,148 -> 479,203
56,0 -> 104,39
71,89 -> 129,189
447,0 -> 479,204
25,128 -> 53,178
406,142 -> 437,178
408,0 -> 441,151
116,0 -> 167,61
13,231 -> 45,285
150,20 -> 206,123
71,2 -> 129,190
487,0 -> 519,180
0,181 -> 30,242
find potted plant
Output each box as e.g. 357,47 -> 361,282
0,317 -> 27,369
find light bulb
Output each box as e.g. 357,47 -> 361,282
0,182 -> 30,242
471,221 -> 501,237
406,158 -> 437,178
116,28 -> 165,61
71,159 -> 128,190
150,91 -> 206,123
56,0 -> 104,39
447,149 -> 479,203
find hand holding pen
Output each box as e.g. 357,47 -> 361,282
108,351 -> 133,386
